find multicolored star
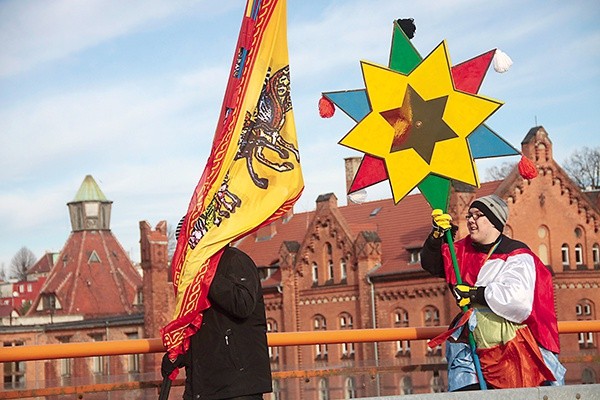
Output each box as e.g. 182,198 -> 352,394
323,22 -> 519,207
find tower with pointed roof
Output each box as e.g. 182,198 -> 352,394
28,175 -> 142,319
67,174 -> 112,231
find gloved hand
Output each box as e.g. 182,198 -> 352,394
431,209 -> 452,239
161,352 -> 186,380
452,284 -> 486,308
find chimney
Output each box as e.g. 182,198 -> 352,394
344,157 -> 362,194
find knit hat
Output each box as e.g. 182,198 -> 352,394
470,194 -> 508,232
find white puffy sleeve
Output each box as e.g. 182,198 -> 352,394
476,253 -> 536,323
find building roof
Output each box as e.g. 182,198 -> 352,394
28,252 -> 56,276
71,175 -> 109,202
28,230 -> 142,318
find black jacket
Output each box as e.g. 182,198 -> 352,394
184,246 -> 272,399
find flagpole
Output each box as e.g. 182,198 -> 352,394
445,230 -> 487,390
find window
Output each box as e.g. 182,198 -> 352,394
578,332 -> 595,348
88,250 -> 101,263
339,313 -> 354,359
314,315 -> 328,360
396,340 -> 411,357
327,260 -> 334,282
126,332 -> 140,373
431,371 -> 445,393
423,306 -> 440,326
400,376 -> 413,395
575,244 -> 584,266
561,244 -> 570,268
267,319 -> 279,363
26,284 -> 32,293
576,300 -> 595,349
318,378 -> 329,400
89,334 -> 105,375
593,244 -> 600,267
3,341 -> 25,389
57,336 -> 72,379
582,368 -> 597,384
312,262 -> 319,285
270,379 -> 281,400
340,258 -> 347,281
409,249 -> 420,264
325,243 -> 334,282
339,313 -> 353,329
37,294 -> 61,312
344,377 -> 357,399
394,308 -> 409,327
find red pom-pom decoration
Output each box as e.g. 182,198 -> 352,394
518,155 -> 538,179
318,95 -> 335,118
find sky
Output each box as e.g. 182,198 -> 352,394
1,0 -> 599,272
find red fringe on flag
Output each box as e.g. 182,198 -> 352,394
319,95 -> 335,118
518,155 -> 538,179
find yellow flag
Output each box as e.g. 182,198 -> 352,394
162,0 -> 303,357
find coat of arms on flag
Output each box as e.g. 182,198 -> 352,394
161,0 -> 303,361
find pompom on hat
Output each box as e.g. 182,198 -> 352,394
470,194 -> 508,232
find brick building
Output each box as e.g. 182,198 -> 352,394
231,126 -> 600,398
1,126 -> 599,398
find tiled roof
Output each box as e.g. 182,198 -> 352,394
236,181 -> 503,282
28,252 -> 56,276
28,230 -> 142,318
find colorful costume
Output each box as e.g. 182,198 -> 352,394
421,233 -> 566,390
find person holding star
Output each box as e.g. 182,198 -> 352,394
420,194 -> 566,391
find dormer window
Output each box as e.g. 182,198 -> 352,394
37,293 -> 62,311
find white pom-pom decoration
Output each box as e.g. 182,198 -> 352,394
493,49 -> 513,73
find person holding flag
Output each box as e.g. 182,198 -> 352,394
161,241 -> 271,400
159,0 -> 303,398
420,194 -> 566,391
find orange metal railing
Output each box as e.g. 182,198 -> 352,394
1,320 -> 599,363
0,320 -> 599,399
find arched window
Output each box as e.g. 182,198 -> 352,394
582,368 -> 597,384
424,306 -> 441,356
561,244 -> 570,269
267,319 -> 279,363
575,244 -> 584,267
394,308 -> 409,327
592,244 -> 600,267
344,377 -> 357,399
314,315 -> 328,360
325,243 -> 334,282
340,258 -> 347,281
394,308 -> 410,357
312,262 -> 319,285
400,376 -> 413,395
576,300 -> 595,349
339,313 -> 354,359
270,379 -> 281,400
318,378 -> 329,400
430,370 -> 445,393
423,306 -> 440,326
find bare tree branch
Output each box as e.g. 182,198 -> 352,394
10,247 -> 37,281
563,147 -> 600,190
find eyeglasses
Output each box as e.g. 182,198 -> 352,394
465,212 -> 486,221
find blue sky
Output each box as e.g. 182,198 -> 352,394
1,0 -> 599,272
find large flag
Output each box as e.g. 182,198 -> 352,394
161,0 -> 303,358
